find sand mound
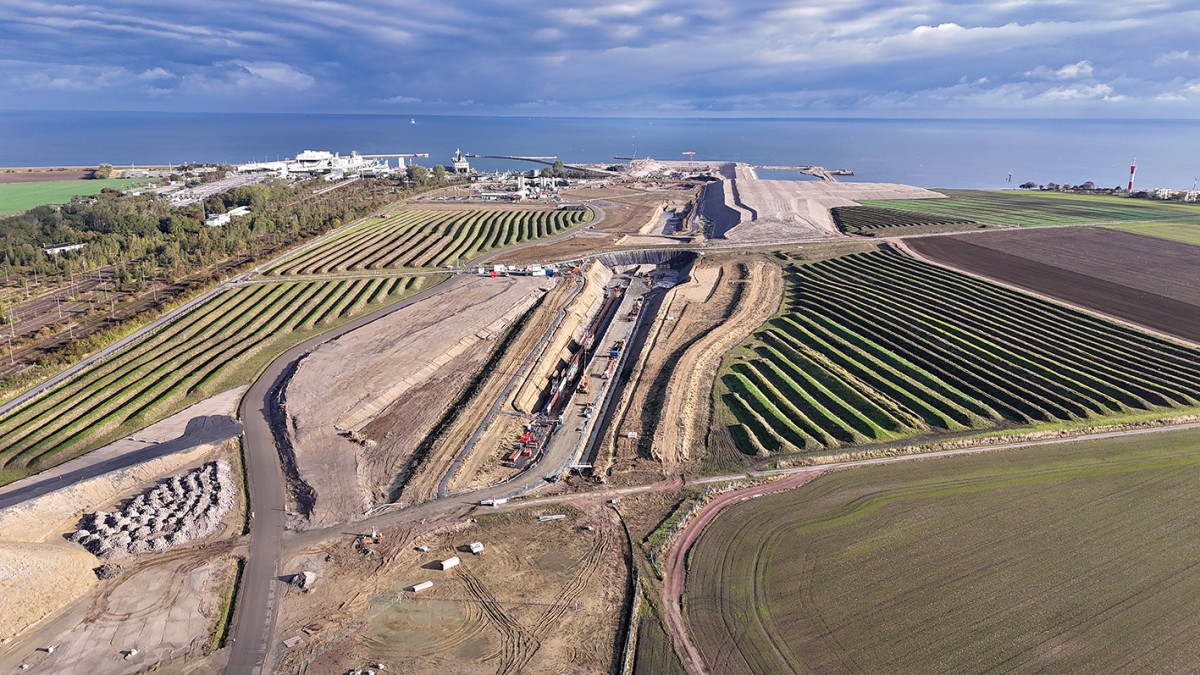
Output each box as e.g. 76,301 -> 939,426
713,165 -> 946,244
0,541 -> 97,642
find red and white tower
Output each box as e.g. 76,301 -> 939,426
1127,159 -> 1137,192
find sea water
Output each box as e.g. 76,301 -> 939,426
1,110 -> 1197,190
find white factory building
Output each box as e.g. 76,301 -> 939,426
236,150 -> 394,179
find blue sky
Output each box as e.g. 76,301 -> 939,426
2,0 -> 1199,117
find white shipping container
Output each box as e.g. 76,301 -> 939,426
438,556 -> 461,570
410,581 -> 434,592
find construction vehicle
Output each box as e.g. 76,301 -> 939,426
577,376 -> 590,394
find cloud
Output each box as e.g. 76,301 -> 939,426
0,0 -> 1198,115
181,61 -> 315,94
1153,49 -> 1195,66
1027,60 -> 1095,80
1055,60 -> 1094,79
138,67 -> 175,81
1039,83 -> 1119,101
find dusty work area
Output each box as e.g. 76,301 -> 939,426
0,433 -> 243,668
285,277 -> 554,527
512,261 -> 612,414
708,164 -> 944,243
0,542 -> 241,674
497,186 -> 697,264
274,503 -> 628,674
402,279 -> 578,502
597,258 -> 783,481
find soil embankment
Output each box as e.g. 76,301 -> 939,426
599,261 -> 733,481
652,259 -> 784,465
512,261 -> 613,414
285,276 -> 554,528
710,164 -> 944,243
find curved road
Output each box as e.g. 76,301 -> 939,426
225,204 -> 606,673
226,274 -> 470,673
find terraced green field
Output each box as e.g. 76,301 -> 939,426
714,248 -> 1200,460
866,189 -> 1200,226
830,205 -> 982,237
1106,221 -> 1200,246
685,425 -> 1200,674
268,207 -> 590,275
0,276 -> 426,482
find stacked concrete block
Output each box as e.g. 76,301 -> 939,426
71,461 -> 235,558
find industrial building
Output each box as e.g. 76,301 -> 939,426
236,150 -> 401,179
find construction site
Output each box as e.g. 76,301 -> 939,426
0,150 -> 1061,675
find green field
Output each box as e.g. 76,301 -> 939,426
711,248 -> 1200,467
267,207 -> 591,275
0,179 -> 147,216
1106,220 -> 1200,246
830,205 -> 983,237
632,607 -> 685,675
0,276 -> 427,484
683,425 -> 1200,674
866,189 -> 1200,227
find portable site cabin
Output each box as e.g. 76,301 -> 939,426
438,556 -> 461,570
469,541 -> 485,555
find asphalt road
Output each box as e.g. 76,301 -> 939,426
0,415 -> 241,510
226,210 -> 610,672
225,274 -> 470,674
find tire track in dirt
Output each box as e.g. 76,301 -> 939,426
457,567 -> 539,674
529,530 -> 610,637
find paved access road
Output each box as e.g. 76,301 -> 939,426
225,275 -> 472,674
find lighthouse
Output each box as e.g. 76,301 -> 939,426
1127,159 -> 1137,193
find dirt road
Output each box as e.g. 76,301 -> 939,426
659,420 -> 1200,674
661,470 -> 824,675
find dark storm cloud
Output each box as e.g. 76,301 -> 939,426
1,0 -> 1198,116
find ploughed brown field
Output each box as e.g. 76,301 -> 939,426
908,227 -> 1200,342
0,170 -> 95,184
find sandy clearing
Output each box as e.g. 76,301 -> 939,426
676,265 -> 720,303
0,545 -> 239,674
274,503 -> 627,674
286,276 -> 554,528
716,165 -> 944,244
0,541 -> 98,644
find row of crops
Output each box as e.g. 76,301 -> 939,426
867,189 -> 1200,227
718,248 -> 1200,456
268,207 -> 591,276
0,276 -> 425,475
831,205 -> 980,236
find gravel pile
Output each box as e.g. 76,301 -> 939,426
71,461 -> 234,558
94,563 -> 124,579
